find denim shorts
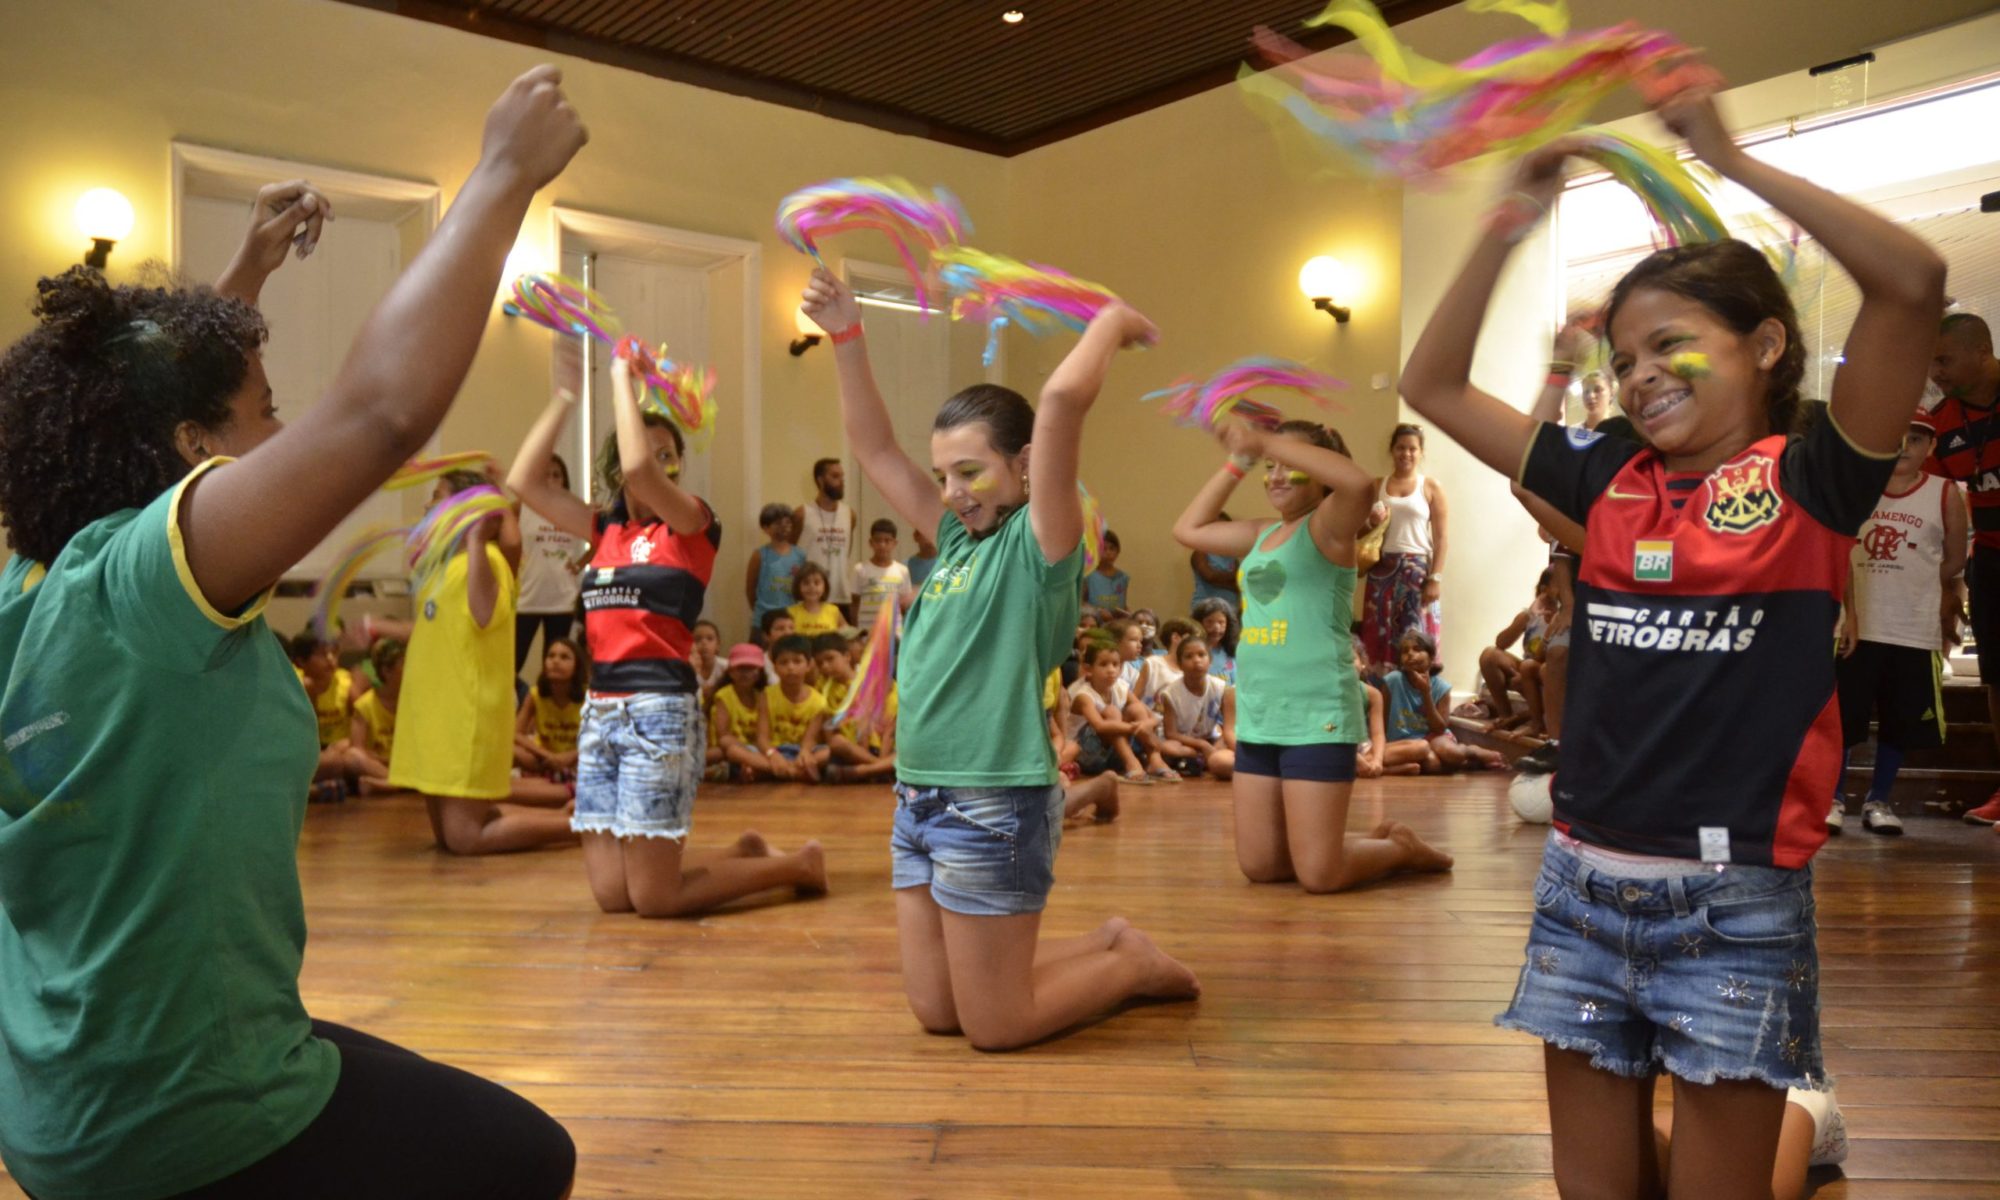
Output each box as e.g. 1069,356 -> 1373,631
890,783 -> 1065,916
1496,832 -> 1824,1089
1074,725 -> 1118,775
575,693 -> 703,840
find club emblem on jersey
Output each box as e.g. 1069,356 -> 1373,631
1860,524 -> 1907,561
1703,455 -> 1781,535
629,534 -> 654,563
1634,540 -> 1674,582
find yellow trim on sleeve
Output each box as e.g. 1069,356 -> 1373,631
21,563 -> 46,593
1824,407 -> 1901,462
167,457 -> 274,630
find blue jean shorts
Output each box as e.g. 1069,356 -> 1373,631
1497,832 -> 1824,1089
890,783 -> 1065,917
575,693 -> 703,840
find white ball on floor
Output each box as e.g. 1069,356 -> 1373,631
1509,772 -> 1554,824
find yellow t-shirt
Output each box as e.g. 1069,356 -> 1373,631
389,545 -> 516,800
298,667 -> 353,748
711,685 -> 761,746
787,602 -> 842,638
352,688 -> 397,761
1043,668 -> 1062,713
764,683 -> 829,746
529,693 -> 583,756
836,684 -> 898,752
819,675 -> 853,715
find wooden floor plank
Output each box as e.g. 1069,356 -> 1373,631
4,776 -> 1996,1197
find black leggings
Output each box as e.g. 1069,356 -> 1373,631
157,1021 -> 574,1200
515,611 -> 576,673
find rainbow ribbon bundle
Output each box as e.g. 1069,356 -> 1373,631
775,177 -> 971,311
504,273 -> 718,446
384,450 -> 497,492
309,485 -> 513,638
1568,129 -> 1726,247
1078,482 -> 1110,575
1142,357 -> 1348,433
1239,0 -> 1710,181
933,246 -> 1124,367
831,598 -> 900,740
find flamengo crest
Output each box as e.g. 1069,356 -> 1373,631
1703,454 -> 1782,535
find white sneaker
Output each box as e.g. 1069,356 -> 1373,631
1862,801 -> 1904,836
1825,802 -> 1845,834
1787,1086 -> 1849,1167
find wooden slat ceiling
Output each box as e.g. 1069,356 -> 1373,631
334,0 -> 1452,155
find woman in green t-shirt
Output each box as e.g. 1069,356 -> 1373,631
801,267 -> 1199,1052
0,69 -> 584,1200
1173,419 -> 1454,894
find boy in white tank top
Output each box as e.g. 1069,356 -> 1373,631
1835,411 -> 1969,834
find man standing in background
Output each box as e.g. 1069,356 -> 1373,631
797,457 -> 858,619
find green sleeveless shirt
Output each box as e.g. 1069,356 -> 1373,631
1234,519 -> 1365,745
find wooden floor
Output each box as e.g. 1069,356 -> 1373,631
6,776 -> 1998,1198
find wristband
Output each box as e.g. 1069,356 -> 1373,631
830,323 -> 864,346
1487,191 -> 1547,244
1223,460 -> 1247,481
1545,372 -> 1574,390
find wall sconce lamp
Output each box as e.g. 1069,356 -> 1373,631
790,307 -> 825,356
1298,256 -> 1351,324
76,188 -> 135,271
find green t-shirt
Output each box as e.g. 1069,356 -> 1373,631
0,460 -> 338,1199
896,506 -> 1081,786
1235,519 -> 1365,745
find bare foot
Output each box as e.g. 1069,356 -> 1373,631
737,830 -> 774,858
1369,819 -> 1397,839
1095,915 -> 1133,951
1113,926 -> 1201,1000
794,840 -> 830,895
1388,823 -> 1455,873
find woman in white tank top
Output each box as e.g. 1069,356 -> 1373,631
1361,424 -> 1448,670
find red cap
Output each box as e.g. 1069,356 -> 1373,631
1909,409 -> 1938,436
726,643 -> 766,671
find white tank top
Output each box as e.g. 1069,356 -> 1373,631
1380,474 -> 1434,557
1850,473 -> 1952,651
798,501 -> 856,603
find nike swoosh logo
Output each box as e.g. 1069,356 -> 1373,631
1606,486 -> 1650,500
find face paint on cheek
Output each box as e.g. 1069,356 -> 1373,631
969,475 -> 997,494
1668,351 -> 1712,381
1285,470 -> 1311,486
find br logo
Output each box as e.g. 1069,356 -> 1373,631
1860,524 -> 1908,562
1704,455 -> 1782,534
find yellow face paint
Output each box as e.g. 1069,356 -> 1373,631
1285,470 -> 1311,486
969,474 -> 997,493
1668,351 -> 1712,380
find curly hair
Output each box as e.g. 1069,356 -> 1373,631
0,266 -> 265,564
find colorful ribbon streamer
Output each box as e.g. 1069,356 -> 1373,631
309,526 -> 407,640
1568,128 -> 1726,247
1142,357 -> 1348,433
384,450 -> 497,492
933,246 -> 1124,367
1078,482 -> 1109,575
775,177 -> 971,311
831,598 -> 900,741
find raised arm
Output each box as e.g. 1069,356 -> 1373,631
801,268 -> 943,541
1172,455 -> 1267,559
1224,421 -> 1375,559
1032,302 -> 1159,564
609,355 -> 707,536
1660,87 -> 1945,454
507,338 -> 595,541
181,67 -> 587,613
213,180 -> 334,306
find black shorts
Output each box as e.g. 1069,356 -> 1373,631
1235,740 -> 1357,783
1969,547 -> 2000,683
1835,640 -> 1944,750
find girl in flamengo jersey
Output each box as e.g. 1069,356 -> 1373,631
1174,419 -> 1455,893
1399,68 -> 1945,1199
508,349 -> 828,917
801,265 -> 1199,1052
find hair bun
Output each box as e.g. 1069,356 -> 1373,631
32,266 -> 124,345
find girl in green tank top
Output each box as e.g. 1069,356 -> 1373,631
1172,419 -> 1454,895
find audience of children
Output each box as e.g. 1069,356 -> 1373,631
347,637 -> 404,791
1381,631 -> 1506,774
851,517 -> 915,630
1064,640 -> 1164,783
787,561 -> 844,638
762,634 -> 833,782
1155,635 -> 1235,779
816,632 -> 900,783
515,636 -> 585,781
1104,617 -> 1181,782
1082,529 -> 1130,614
712,643 -> 773,780
1192,598 -> 1239,684
1475,567 -> 1559,736
747,502 -> 807,632
288,631 -> 368,802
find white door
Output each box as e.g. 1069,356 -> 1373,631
179,194 -> 404,578
574,253 -> 713,506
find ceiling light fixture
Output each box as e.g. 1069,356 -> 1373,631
1002,10 -> 1025,25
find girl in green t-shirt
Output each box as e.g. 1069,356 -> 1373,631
801,266 -> 1199,1052
1173,419 -> 1455,894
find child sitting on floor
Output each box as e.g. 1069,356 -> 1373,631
1477,567 -> 1559,735
711,643 -> 772,781
762,634 -> 831,782
814,632 -> 898,783
1106,618 -> 1180,782
1065,641 -> 1162,784
690,618 -> 726,705
347,637 -> 404,791
1382,631 -> 1505,774
288,631 -> 368,803
514,636 -> 585,781
1156,635 -> 1235,779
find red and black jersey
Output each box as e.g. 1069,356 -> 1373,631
581,503 -> 720,694
1520,416 -> 1895,868
1922,393 -> 2000,549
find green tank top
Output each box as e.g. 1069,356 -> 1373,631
1234,518 -> 1365,745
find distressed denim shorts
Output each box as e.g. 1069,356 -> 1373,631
890,783 -> 1065,916
1496,832 -> 1824,1090
575,693 -> 703,840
